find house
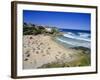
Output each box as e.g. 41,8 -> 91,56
45,27 -> 52,32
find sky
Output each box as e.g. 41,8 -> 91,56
23,10 -> 91,31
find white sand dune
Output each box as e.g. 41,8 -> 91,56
23,35 -> 80,69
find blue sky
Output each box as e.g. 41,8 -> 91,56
23,10 -> 91,31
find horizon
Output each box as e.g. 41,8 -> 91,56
23,10 -> 91,31
23,22 -> 90,31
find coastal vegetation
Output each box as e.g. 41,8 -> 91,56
38,47 -> 90,68
23,22 -> 59,36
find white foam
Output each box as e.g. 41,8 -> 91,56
56,37 -> 90,48
63,33 -> 90,42
78,32 -> 90,38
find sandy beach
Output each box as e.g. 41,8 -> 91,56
23,34 -> 86,69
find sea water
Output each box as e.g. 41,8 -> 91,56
56,29 -> 91,48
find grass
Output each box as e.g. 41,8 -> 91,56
38,53 -> 90,68
65,54 -> 90,67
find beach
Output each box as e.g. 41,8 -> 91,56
23,34 -> 90,69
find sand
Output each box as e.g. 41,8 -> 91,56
23,34 -> 81,69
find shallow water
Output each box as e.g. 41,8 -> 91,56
56,35 -> 91,48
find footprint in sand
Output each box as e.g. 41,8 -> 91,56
48,47 -> 51,49
58,51 -> 61,54
42,54 -> 45,56
37,47 -> 40,50
26,54 -> 30,57
36,51 -> 39,54
30,37 -> 33,39
24,58 -> 28,61
30,62 -> 32,64
25,51 -> 29,54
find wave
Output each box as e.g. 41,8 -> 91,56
57,38 -> 75,45
63,32 -> 90,42
56,38 -> 90,48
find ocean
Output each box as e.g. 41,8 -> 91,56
56,29 -> 91,48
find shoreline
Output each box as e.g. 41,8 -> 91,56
55,34 -> 91,48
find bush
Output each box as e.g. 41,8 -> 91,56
23,23 -> 59,35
